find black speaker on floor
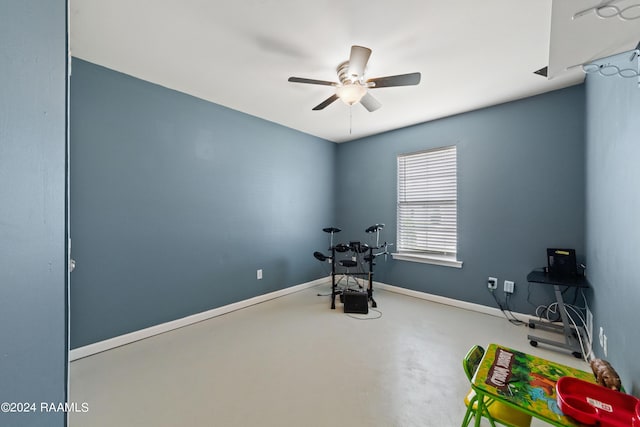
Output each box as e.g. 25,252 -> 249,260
343,291 -> 369,314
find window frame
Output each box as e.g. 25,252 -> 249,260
392,145 -> 462,268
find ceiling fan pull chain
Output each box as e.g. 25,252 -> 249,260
349,105 -> 353,135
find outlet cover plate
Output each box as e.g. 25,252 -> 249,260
504,280 -> 515,293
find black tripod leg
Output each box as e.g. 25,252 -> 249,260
331,272 -> 336,309
367,262 -> 377,308
368,288 -> 377,308
331,246 -> 336,309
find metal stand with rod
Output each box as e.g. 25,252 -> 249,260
314,224 -> 394,310
329,245 -> 376,309
526,270 -> 590,359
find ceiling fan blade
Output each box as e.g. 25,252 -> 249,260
312,94 -> 339,110
360,92 -> 381,112
347,45 -> 372,79
288,77 -> 337,86
367,72 -> 421,88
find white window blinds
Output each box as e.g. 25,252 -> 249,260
397,145 -> 457,256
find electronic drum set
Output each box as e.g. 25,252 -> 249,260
313,224 -> 393,311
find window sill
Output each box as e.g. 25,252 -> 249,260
391,253 -> 463,269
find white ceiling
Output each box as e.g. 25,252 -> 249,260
69,0 -> 640,143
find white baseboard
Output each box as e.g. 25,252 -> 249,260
374,281 -> 535,321
69,276 -> 330,361
71,278 -> 535,361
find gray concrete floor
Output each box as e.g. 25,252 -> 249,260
69,283 -> 589,426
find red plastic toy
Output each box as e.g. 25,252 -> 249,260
556,377 -> 639,426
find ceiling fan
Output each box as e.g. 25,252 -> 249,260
288,45 -> 421,112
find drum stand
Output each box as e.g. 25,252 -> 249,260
365,223 -> 392,258
329,245 -> 377,310
322,227 -> 341,250
315,225 -> 389,311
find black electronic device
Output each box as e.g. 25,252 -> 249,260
323,227 -> 341,234
347,241 -> 369,253
313,251 -> 331,262
334,243 -> 349,252
365,224 -> 384,233
313,223 -> 384,311
343,291 -> 369,314
322,226 -> 341,249
546,248 -> 578,276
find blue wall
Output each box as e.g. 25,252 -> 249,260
336,86 -> 586,315
69,59 -> 336,348
585,52 -> 640,395
70,58 -> 590,356
0,1 -> 68,425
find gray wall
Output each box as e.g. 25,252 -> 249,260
336,86 -> 586,315
70,58 -> 591,360
70,59 -> 336,348
585,53 -> 640,395
0,1 -> 68,425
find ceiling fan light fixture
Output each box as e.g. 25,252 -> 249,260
336,83 -> 367,105
287,45 -> 421,112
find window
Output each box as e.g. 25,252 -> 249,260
393,145 -> 462,268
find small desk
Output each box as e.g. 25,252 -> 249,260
471,344 -> 595,427
526,270 -> 589,358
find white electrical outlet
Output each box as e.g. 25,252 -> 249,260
504,280 -> 515,293
603,334 -> 608,357
487,277 -> 498,289
257,269 -> 263,280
